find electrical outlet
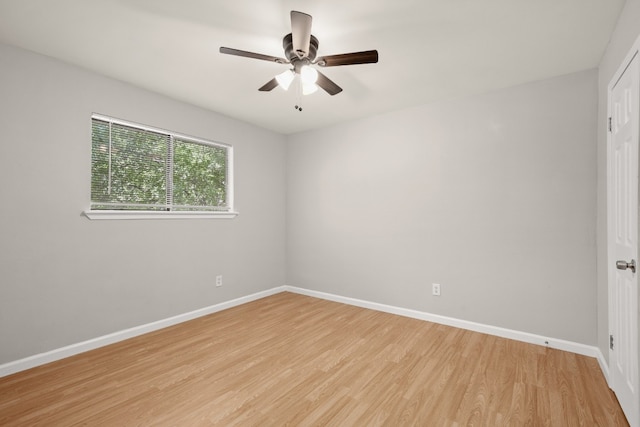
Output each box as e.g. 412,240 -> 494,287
216,275 -> 223,287
432,283 -> 441,296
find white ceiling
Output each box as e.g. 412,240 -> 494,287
0,0 -> 626,134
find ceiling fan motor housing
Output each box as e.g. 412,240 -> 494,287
283,33 -> 319,71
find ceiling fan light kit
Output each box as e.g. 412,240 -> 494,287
220,10 -> 379,104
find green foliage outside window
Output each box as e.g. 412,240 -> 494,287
173,139 -> 227,210
91,117 -> 229,212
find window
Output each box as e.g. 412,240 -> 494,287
85,114 -> 236,219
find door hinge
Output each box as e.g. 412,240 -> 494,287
608,117 -> 612,132
610,334 -> 614,350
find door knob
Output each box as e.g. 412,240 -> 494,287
616,259 -> 636,273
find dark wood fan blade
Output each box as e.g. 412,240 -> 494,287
291,11 -> 312,58
220,47 -> 288,64
316,50 -> 379,67
316,71 -> 342,96
259,78 -> 279,92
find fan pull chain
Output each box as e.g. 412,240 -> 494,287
294,77 -> 303,112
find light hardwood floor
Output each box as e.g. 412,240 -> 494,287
0,292 -> 629,426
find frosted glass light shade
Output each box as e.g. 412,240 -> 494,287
300,65 -> 318,84
302,82 -> 318,95
276,70 -> 295,90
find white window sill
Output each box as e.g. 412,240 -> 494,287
83,210 -> 239,220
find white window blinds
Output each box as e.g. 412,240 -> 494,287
90,115 -> 232,213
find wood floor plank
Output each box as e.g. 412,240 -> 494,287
0,292 -> 630,426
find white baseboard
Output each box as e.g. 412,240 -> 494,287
595,348 -> 611,386
1,285 -> 611,381
283,286 -> 605,361
0,286 -> 286,378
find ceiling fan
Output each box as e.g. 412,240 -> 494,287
219,11 -> 378,97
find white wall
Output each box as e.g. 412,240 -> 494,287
596,0 -> 640,362
0,18 -> 616,365
0,43 -> 287,364
287,69 -> 598,345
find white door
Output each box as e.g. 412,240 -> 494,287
609,51 -> 640,427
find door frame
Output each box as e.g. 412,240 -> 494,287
607,34 -> 640,426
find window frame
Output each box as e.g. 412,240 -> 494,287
84,113 -> 238,220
